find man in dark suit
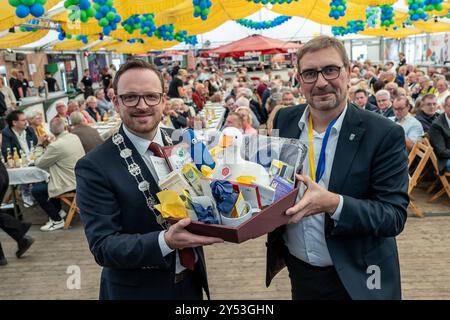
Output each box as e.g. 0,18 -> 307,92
1,110 -> 38,159
267,36 -> 409,300
75,60 -> 222,300
429,95 -> 450,175
375,90 -> 395,118
0,137 -> 34,266
353,89 -> 377,111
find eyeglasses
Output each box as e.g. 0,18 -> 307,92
119,92 -> 163,108
393,107 -> 408,112
299,65 -> 344,83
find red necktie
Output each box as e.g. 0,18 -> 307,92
149,142 -> 196,271
179,248 -> 196,271
148,142 -> 164,157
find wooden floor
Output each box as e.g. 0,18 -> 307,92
0,187 -> 449,300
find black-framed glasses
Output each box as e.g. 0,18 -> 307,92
299,65 -> 344,83
119,92 -> 163,107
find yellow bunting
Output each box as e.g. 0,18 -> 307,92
154,190 -> 187,219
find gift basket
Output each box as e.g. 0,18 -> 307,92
154,127 -> 308,243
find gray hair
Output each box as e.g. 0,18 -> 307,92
70,111 -> 85,126
375,89 -> 391,99
238,87 -> 253,99
50,116 -> 66,136
235,97 -> 250,108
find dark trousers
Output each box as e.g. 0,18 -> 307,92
31,182 -> 62,222
283,246 -> 351,300
0,212 -> 31,242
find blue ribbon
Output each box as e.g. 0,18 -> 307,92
315,117 -> 339,183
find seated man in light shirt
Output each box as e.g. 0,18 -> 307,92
389,96 -> 424,152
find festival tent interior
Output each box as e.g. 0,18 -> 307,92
0,0 -> 449,54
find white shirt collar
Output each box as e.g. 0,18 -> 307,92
298,104 -> 348,135
445,113 -> 450,128
122,125 -> 164,156
12,128 -> 26,138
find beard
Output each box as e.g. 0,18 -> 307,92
306,87 -> 346,111
120,108 -> 162,137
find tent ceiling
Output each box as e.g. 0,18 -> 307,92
0,0 -> 449,54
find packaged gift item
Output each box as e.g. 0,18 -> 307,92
160,143 -> 192,171
182,163 -> 204,195
270,175 -> 295,201
181,128 -> 216,171
158,170 -> 198,196
269,159 -> 294,182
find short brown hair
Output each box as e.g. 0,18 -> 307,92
112,59 -> 164,94
394,96 -> 411,111
297,36 -> 349,70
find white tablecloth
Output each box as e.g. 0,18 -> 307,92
7,167 -> 50,185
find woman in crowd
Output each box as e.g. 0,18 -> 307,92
27,110 -> 47,138
236,106 -> 258,135
77,99 -> 95,124
85,96 -> 103,122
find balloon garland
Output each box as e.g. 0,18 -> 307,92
329,0 -> 347,20
380,4 -> 395,28
408,0 -> 427,21
139,14 -> 157,36
122,15 -> 197,45
128,38 -> 144,44
76,34 -> 88,44
93,0 -> 121,36
366,6 -> 379,28
193,0 -> 212,21
235,16 -> 292,29
424,0 -> 443,12
153,24 -> 197,45
57,28 -> 73,41
64,0 -> 96,23
122,15 -> 141,34
9,0 -> 46,19
332,20 -> 364,36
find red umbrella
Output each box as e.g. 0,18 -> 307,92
200,34 -> 302,58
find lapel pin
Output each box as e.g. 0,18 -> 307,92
349,133 -> 355,141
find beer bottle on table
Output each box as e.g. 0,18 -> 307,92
6,148 -> 14,168
13,147 -> 21,168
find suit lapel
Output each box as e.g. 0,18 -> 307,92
324,105 -> 365,233
329,104 -> 366,194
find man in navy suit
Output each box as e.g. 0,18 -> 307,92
266,36 -> 409,300
75,60 -> 223,300
1,110 -> 38,159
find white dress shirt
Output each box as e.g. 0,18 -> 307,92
389,114 -> 424,143
283,105 -> 345,267
122,125 -> 188,273
446,113 -> 450,129
13,128 -> 30,154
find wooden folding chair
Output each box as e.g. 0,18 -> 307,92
424,138 -> 450,203
56,192 -> 80,229
407,139 -> 434,217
